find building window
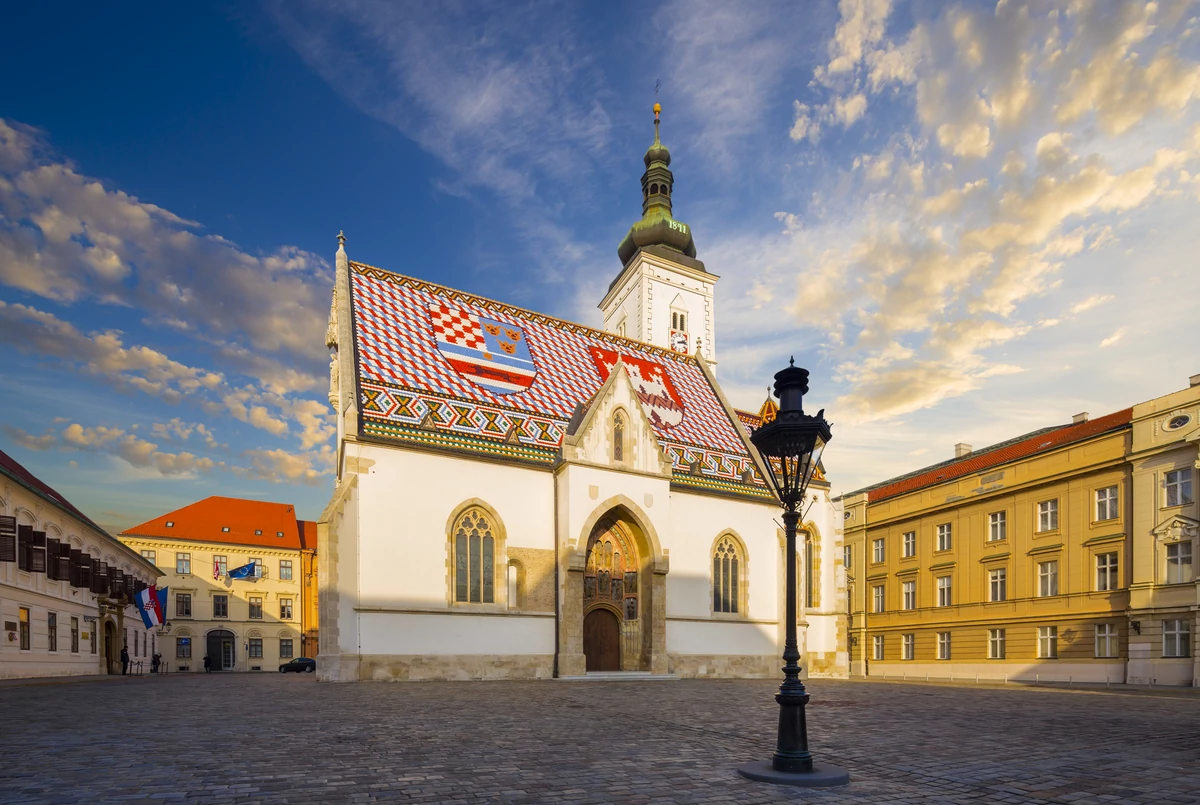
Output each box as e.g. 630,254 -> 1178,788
248,638 -> 263,659
988,512 -> 1006,542
1166,542 -> 1192,584
1095,552 -> 1119,591
902,580 -> 916,610
843,545 -> 852,568
873,634 -> 884,661
1038,560 -> 1059,597
279,559 -> 293,581
1038,625 -> 1058,659
175,552 -> 191,574
873,584 -> 885,613
280,598 -> 293,620
175,593 -> 192,617
613,412 -> 624,462
989,568 -> 1007,602
165,521 -> 174,527
902,531 -> 915,558
937,575 -> 952,607
70,617 -> 79,653
1165,469 -> 1194,507
280,638 -> 294,659
254,529 -> 262,536
89,625 -> 97,654
1095,624 -> 1117,658
213,595 -> 228,618
214,556 -> 227,578
872,538 -> 885,563
276,531 -> 285,538
988,628 -> 1006,659
249,597 -> 263,620
1095,486 -> 1118,521
176,636 -> 192,659
141,549 -> 156,566
616,320 -> 626,338
901,633 -> 914,660
47,613 -> 57,652
937,632 -> 951,660
712,536 -> 743,614
937,523 -> 952,552
453,508 -> 496,604
1037,500 -> 1059,532
1163,619 -> 1190,658
251,558 -> 263,578
221,526 -> 230,532
804,539 -> 814,609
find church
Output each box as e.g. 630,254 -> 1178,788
317,106 -> 847,681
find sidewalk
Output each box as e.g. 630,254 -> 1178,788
848,673 -> 1200,698
0,671 -> 177,688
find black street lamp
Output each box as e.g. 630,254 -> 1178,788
737,359 -> 849,787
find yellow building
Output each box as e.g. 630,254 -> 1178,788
118,496 -> 316,672
840,408 -> 1132,683
1127,374 -> 1200,686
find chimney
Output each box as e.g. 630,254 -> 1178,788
954,443 -> 972,458
1072,412 -> 1090,424
1190,373 -> 1200,388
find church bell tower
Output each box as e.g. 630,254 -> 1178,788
599,104 -> 718,368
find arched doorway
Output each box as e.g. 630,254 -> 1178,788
583,518 -> 644,671
103,621 -> 116,675
560,499 -> 667,677
206,629 -> 236,671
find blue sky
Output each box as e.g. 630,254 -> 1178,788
2,1 -> 1198,532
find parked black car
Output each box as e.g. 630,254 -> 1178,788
279,657 -> 316,673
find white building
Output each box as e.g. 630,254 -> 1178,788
317,107 -> 846,681
1,449 -> 161,679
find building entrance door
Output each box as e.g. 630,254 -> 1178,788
583,609 -> 620,671
207,629 -> 236,671
104,622 -> 116,674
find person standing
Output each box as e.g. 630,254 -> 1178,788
120,644 -> 129,676
203,654 -> 211,673
151,653 -> 161,675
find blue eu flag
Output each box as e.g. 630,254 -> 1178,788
227,561 -> 257,580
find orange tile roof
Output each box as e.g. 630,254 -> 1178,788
120,496 -> 304,550
298,520 -> 318,551
863,408 -> 1133,504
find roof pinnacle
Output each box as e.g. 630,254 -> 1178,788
337,230 -> 346,250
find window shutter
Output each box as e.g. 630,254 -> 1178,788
69,548 -> 82,586
0,516 -> 15,563
29,530 -> 47,574
18,524 -> 32,571
46,539 -> 61,579
79,553 -> 93,588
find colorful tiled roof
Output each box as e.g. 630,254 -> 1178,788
0,448 -> 110,537
860,408 -> 1133,503
349,262 -> 770,499
121,496 -> 305,550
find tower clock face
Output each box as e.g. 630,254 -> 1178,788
669,329 -> 689,353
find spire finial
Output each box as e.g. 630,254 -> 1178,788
337,230 -> 346,249
653,102 -> 661,144
789,356 -> 795,367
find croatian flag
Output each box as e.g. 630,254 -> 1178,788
135,585 -> 168,629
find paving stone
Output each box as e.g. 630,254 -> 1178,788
2,675 -> 1199,804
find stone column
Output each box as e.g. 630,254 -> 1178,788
557,555 -> 587,676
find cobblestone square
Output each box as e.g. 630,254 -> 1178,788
4,675 -> 1200,804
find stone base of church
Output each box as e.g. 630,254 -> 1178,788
667,653 -> 783,679
334,653 -> 556,682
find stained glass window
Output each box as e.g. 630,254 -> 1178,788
713,537 -> 741,614
454,509 -> 495,603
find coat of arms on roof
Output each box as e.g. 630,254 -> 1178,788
428,301 -> 537,395
589,346 -> 684,428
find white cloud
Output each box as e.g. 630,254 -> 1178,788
1070,294 -> 1115,315
1099,327 -> 1127,348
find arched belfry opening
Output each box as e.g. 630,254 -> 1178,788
560,500 -> 668,676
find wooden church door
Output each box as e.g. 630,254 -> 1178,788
584,609 -> 620,671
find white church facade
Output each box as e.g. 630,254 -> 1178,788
316,107 -> 847,682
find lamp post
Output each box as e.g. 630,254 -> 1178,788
737,359 -> 849,787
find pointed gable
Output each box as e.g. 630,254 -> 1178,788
349,262 -> 770,499
562,361 -> 673,477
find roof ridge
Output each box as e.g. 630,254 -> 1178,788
350,260 -> 699,365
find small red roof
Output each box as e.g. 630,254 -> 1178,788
121,496 -> 304,550
298,519 -> 318,551
0,448 -> 109,536
866,408 -> 1133,503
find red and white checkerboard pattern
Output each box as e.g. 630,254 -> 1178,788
350,264 -> 750,459
429,302 -> 484,349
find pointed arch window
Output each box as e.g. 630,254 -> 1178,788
613,412 -> 625,462
454,508 -> 495,603
713,536 -> 744,614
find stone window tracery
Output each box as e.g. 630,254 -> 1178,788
712,536 -> 744,614
454,508 -> 495,604
613,412 -> 625,462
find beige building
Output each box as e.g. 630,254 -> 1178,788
118,496 -> 315,672
1127,374 -> 1200,686
1,449 -> 161,678
840,409 -> 1133,684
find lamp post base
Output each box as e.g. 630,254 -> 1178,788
736,760 -> 850,788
